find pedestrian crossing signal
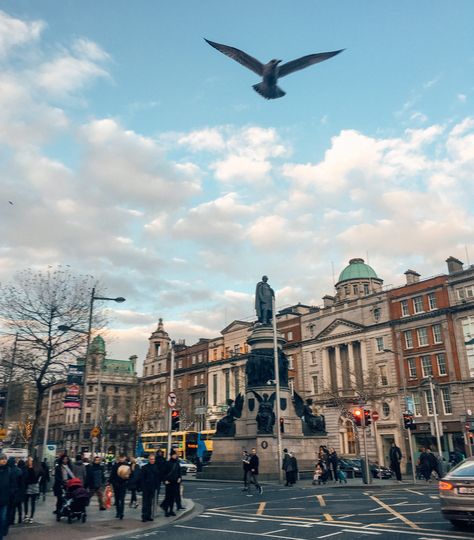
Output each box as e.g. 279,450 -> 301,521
364,409 -> 371,427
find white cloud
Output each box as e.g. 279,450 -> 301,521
0,10 -> 43,58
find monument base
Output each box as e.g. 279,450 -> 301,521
199,433 -> 328,481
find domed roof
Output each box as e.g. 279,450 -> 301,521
338,258 -> 379,283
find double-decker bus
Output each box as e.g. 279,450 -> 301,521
141,431 -> 198,459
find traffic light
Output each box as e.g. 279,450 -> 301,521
364,409 -> 372,426
403,412 -> 415,430
171,409 -> 180,431
353,408 -> 363,427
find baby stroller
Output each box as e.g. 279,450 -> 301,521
56,478 -> 90,523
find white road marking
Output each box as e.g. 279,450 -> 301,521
414,507 -> 432,513
405,489 -> 424,496
262,530 -> 287,536
343,529 -> 380,536
280,522 -> 313,528
175,525 -> 306,540
316,532 -> 343,539
231,518 -> 258,523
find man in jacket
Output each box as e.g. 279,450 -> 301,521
249,448 -> 263,494
160,451 -> 182,517
282,449 -> 291,486
0,453 -> 15,540
109,455 -> 130,519
85,456 -> 106,510
389,441 -> 403,482
155,449 -> 166,502
140,454 -> 160,522
242,450 -> 251,491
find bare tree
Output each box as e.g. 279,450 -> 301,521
0,266 -> 105,453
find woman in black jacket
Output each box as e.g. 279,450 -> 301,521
23,457 -> 43,523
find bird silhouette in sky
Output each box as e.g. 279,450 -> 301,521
205,38 -> 344,100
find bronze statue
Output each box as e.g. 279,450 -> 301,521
215,394 -> 244,437
293,393 -> 326,435
255,275 -> 274,325
251,390 -> 276,434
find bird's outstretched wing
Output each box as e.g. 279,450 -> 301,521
204,38 -> 264,76
278,49 -> 344,78
250,389 -> 263,403
292,391 -> 305,418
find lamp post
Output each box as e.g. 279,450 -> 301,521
426,376 -> 443,459
58,287 -> 125,454
167,341 -> 176,459
272,296 -> 284,484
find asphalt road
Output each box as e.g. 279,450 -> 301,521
111,480 -> 474,540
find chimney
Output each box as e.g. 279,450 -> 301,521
323,295 -> 335,308
404,269 -> 420,285
129,355 -> 137,373
446,256 -> 464,274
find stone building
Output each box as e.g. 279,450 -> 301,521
300,258 -> 402,467
61,335 -> 138,455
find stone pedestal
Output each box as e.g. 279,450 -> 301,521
200,323 -> 328,480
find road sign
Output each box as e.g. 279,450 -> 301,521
91,436 -> 99,444
90,426 -> 101,438
167,391 -> 177,408
371,410 -> 379,422
0,428 -> 7,440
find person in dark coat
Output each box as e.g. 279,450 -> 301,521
39,459 -> 50,501
418,448 -> 432,482
72,454 -> 87,486
85,456 -> 106,510
160,451 -> 182,517
0,453 -> 15,540
140,454 -> 160,521
7,457 -> 24,528
53,455 -> 75,515
155,449 -> 166,502
23,456 -> 43,523
389,441 -> 403,481
241,450 -> 251,491
248,448 -> 263,494
128,457 -> 141,508
288,453 -> 298,485
328,448 -> 338,483
282,449 -> 291,486
109,455 -> 130,519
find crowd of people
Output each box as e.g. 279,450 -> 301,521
0,448 -> 188,539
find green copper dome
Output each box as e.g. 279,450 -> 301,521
338,258 -> 379,283
90,335 -> 106,354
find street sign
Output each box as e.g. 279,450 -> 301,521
92,436 -> 99,444
0,428 -> 7,440
90,426 -> 101,438
371,410 -> 379,422
167,391 -> 177,408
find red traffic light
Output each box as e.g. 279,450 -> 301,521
353,408 -> 362,417
353,408 -> 363,426
171,409 -> 179,417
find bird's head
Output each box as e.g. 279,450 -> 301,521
270,59 -> 282,65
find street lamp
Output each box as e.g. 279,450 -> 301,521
271,296 -> 284,484
58,287 -> 125,455
422,376 -> 443,463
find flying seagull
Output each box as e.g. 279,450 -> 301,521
205,38 -> 344,100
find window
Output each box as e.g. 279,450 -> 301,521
353,284 -> 358,294
417,327 -> 429,346
312,375 -> 318,394
155,342 -> 160,356
200,372 -> 205,384
421,355 -> 433,377
344,286 -> 349,296
86,413 -> 91,423
364,283 -> 370,295
373,307 -> 381,321
456,288 -> 465,300
436,353 -> 447,376
413,296 -> 424,314
407,358 -> 417,378
401,300 -> 409,316
311,351 -> 317,364
466,286 -> 474,299
114,386 -> 119,394
288,355 -> 294,369
193,375 -> 198,386
177,359 -> 183,369
382,402 -> 390,418
177,378 -> 183,389
287,331 -> 293,341
441,387 -> 452,414
379,365 -> 388,386
192,355 -> 196,365
432,324 -> 442,344
198,353 -> 203,363
424,390 -> 434,415
375,336 -> 384,352
412,393 -> 422,416
404,330 -> 413,349
428,293 -> 437,310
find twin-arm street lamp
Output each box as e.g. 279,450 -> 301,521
58,287 -> 125,454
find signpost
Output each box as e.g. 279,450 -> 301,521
167,391 -> 177,408
371,411 -> 379,422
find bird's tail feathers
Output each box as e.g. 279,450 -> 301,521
252,82 -> 285,100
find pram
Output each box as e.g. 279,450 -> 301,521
56,478 -> 90,523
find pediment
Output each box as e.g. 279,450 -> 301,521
316,318 -> 365,340
221,320 -> 253,335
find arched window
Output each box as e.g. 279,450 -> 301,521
339,417 -> 357,455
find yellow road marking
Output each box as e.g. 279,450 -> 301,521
324,513 -> 334,521
317,495 -> 326,507
256,502 -> 266,515
369,495 -> 420,529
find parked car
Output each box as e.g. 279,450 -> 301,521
339,458 -> 362,478
179,458 -> 197,475
340,458 -> 392,479
439,456 -> 474,528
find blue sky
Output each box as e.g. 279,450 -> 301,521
1,2 -> 473,368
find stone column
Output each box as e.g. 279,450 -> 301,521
335,345 -> 343,391
348,342 -> 356,389
322,348 -> 330,392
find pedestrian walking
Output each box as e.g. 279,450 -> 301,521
39,459 -> 50,501
23,456 -> 43,523
109,454 -> 130,520
140,454 -> 159,522
128,457 -> 141,508
418,448 -> 433,482
72,454 -> 87,486
389,441 -> 403,482
53,455 -> 75,515
241,450 -> 251,491
0,453 -> 15,540
160,450 -> 182,517
248,448 -> 263,494
7,458 -> 24,526
155,449 -> 166,504
85,456 -> 106,510
282,449 -> 291,486
328,448 -> 338,483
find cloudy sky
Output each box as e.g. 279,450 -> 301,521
1,1 -> 473,369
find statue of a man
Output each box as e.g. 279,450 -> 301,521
255,275 -> 274,325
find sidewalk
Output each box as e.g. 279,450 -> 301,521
8,493 -> 194,540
